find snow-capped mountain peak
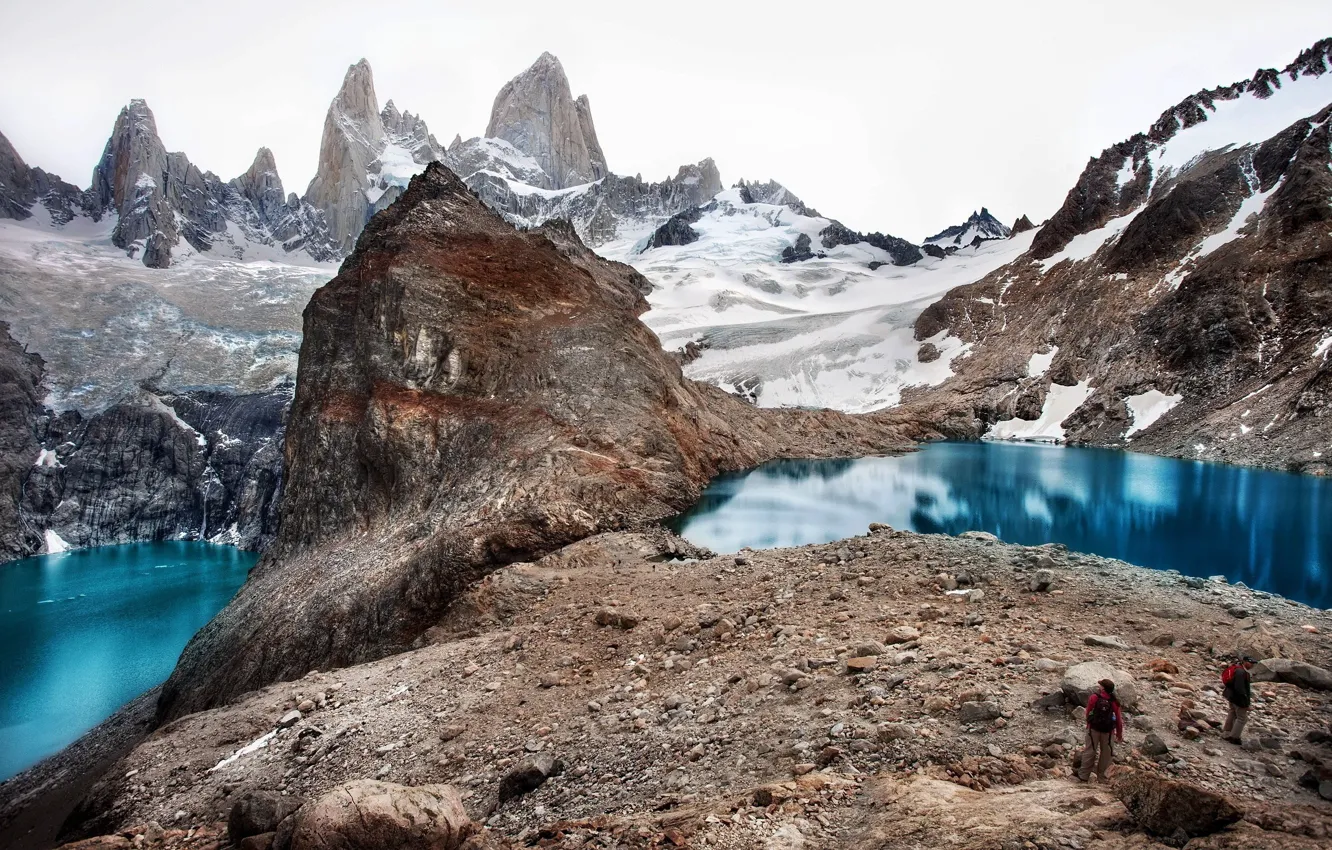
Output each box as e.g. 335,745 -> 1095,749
923,207 -> 1010,253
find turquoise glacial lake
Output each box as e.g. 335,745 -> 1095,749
0,542 -> 253,781
672,442 -> 1331,609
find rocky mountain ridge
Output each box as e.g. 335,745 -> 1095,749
899,37 -> 1332,472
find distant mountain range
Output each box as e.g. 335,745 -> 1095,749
1,52 -> 952,267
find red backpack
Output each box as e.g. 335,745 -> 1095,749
1222,664 -> 1240,686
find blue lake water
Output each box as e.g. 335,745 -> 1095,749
671,442 -> 1332,609
0,542 -> 253,781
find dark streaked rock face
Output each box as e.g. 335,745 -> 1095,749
17,388 -> 288,556
0,323 -> 43,559
0,129 -> 39,220
157,163 -> 916,720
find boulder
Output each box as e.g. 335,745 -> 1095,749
1062,661 -> 1138,710
229,791 -> 300,843
885,625 -> 920,644
1251,658 -> 1332,691
1029,569 -> 1055,592
958,701 -> 1002,723
289,780 -> 475,850
1083,634 -> 1132,650
845,657 -> 878,674
1141,733 -> 1170,757
1112,769 -> 1242,839
593,608 -> 640,630
497,753 -> 563,806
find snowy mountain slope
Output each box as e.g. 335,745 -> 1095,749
902,37 -> 1332,472
601,186 -> 1036,411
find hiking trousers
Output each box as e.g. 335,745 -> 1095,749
1078,730 -> 1113,781
1223,704 -> 1249,741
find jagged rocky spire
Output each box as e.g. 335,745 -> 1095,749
87,99 -> 230,267
485,52 -> 608,189
303,59 -> 387,253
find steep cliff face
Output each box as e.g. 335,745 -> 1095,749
158,163 -> 916,719
485,52 -> 608,189
88,100 -> 221,267
0,323 -> 43,559
302,61 -> 452,252
0,130 -> 41,219
14,388 -> 287,556
302,60 -> 385,254
903,39 -> 1332,471
0,313 -> 286,562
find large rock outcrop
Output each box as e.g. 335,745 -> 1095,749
157,163 -> 914,719
485,52 -> 608,189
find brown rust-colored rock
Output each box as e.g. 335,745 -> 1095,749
158,163 -> 912,720
1112,769 -> 1243,839
289,780 -> 475,850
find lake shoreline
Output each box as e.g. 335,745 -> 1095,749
27,524 -> 1332,849
670,443 -> 1332,609
0,688 -> 158,850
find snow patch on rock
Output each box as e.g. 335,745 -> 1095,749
43,529 -> 71,554
1124,389 -> 1183,438
1039,209 -> 1142,272
988,380 -> 1095,443
1027,346 -> 1058,378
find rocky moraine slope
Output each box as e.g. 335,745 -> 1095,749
901,39 -> 1332,472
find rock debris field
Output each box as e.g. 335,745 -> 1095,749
37,527 -> 1332,849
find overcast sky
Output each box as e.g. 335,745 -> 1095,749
2,1 -> 1330,240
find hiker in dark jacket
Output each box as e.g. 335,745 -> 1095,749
1077,678 -> 1123,782
1222,656 -> 1255,744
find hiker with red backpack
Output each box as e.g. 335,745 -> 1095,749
1222,656 -> 1256,744
1077,678 -> 1124,782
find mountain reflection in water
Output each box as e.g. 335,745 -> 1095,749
669,442 -> 1331,608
